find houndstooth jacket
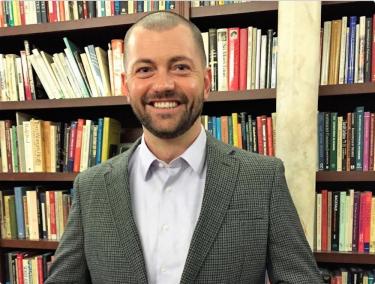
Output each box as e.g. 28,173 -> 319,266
45,133 -> 323,284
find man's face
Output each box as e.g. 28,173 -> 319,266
125,24 -> 211,139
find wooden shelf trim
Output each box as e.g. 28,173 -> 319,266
0,89 -> 276,110
315,251 -> 375,264
316,171 -> 375,182
190,2 -> 278,18
0,239 -> 59,250
319,82 -> 375,96
0,172 -> 77,182
0,13 -> 147,37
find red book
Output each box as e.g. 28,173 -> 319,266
0,2 -> 4,27
363,191 -> 372,252
47,0 -> 57,23
49,191 -> 57,240
358,192 -> 366,253
73,119 -> 85,173
227,27 -> 240,91
111,1 -> 115,16
370,113 -> 375,171
68,122 -> 77,172
266,117 -> 273,156
82,0 -> 88,19
20,50 -> 32,101
19,0 -> 26,25
256,116 -> 264,155
37,255 -> 44,284
16,253 -> 25,284
239,28 -> 248,90
372,15 -> 375,82
321,190 -> 328,251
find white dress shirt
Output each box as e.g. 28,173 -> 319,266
128,127 -> 207,284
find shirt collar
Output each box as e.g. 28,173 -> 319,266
138,126 -> 207,180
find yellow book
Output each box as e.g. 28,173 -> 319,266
101,117 -> 121,162
30,119 -> 45,172
232,113 -> 239,148
370,197 -> 375,253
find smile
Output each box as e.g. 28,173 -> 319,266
152,101 -> 179,109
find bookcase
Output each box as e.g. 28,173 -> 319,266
1,0 -> 375,281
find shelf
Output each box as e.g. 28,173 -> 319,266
190,2 -> 278,18
0,89 -> 276,111
319,82 -> 375,96
315,251 -> 375,265
0,172 -> 77,182
0,13 -> 147,37
0,239 -> 59,250
316,171 -> 375,182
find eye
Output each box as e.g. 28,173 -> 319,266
173,64 -> 191,72
136,66 -> 152,74
134,66 -> 154,78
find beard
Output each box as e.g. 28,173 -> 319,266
130,91 -> 204,139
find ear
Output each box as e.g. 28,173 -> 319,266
203,67 -> 211,101
121,72 -> 129,97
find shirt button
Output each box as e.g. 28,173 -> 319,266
162,224 -> 169,231
165,187 -> 172,192
161,267 -> 167,273
158,162 -> 164,168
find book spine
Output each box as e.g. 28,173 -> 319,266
208,28 -> 218,91
347,16 -> 357,84
239,28 -> 248,90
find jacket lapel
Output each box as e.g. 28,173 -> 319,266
103,139 -> 148,284
180,135 -> 240,283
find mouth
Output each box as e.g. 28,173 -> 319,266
149,101 -> 181,109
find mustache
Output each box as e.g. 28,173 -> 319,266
142,91 -> 189,104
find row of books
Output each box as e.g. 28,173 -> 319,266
202,27 -> 277,92
0,187 -> 74,241
0,0 -> 175,27
0,113 -> 122,174
201,112 -> 276,156
315,189 -> 375,253
320,15 -> 375,85
317,107 -> 375,172
1,251 -> 54,284
320,267 -> 375,284
0,37 -> 125,102
191,1 -> 239,7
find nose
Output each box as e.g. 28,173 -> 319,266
150,69 -> 175,94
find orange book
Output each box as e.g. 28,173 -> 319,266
237,123 -> 242,149
59,0 -> 65,21
221,116 -> 228,144
256,116 -> 264,155
111,39 -> 125,96
73,119 -> 85,173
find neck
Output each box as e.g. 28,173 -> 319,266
143,120 -> 202,164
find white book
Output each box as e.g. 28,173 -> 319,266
339,191 -> 347,252
54,53 -> 79,99
27,190 -> 40,240
51,62 -> 72,99
271,37 -> 278,88
255,29 -> 261,89
354,23 -> 359,83
50,124 -> 57,172
357,16 -> 366,83
259,35 -> 267,89
338,16 -> 347,84
96,0 -> 102,17
5,54 -> 19,101
80,125 -> 87,172
95,47 -> 112,96
107,44 -> 114,96
344,28 -> 350,84
82,120 -> 92,171
23,121 -> 33,173
251,28 -> 257,90
24,1 -> 37,25
320,21 -> 331,85
337,116 -> 343,171
128,0 -> 134,14
316,193 -> 322,251
80,53 -> 99,97
28,53 -> 55,99
201,32 -> 209,67
85,46 -> 104,97
217,28 -> 228,91
64,0 -> 70,21
15,57 -> 25,101
105,0 -> 112,16
246,26 -> 253,90
0,55 -> 7,101
41,51 -> 65,99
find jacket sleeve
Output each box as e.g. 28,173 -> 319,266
266,160 -> 323,283
45,174 -> 91,284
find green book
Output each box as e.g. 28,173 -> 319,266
329,112 -> 338,171
355,106 -> 364,170
338,191 -> 347,252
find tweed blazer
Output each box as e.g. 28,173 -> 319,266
46,133 -> 323,284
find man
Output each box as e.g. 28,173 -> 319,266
46,11 -> 322,284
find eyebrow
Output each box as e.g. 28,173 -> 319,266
132,56 -> 194,68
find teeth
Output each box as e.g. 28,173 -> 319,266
153,101 -> 178,109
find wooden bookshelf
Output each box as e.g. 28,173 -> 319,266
315,251 -> 375,265
0,239 -> 59,250
319,82 -> 375,96
316,171 -> 375,182
0,172 -> 77,182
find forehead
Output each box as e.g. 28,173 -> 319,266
127,25 -> 197,62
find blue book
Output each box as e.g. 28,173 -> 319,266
355,106 -> 364,170
96,118 -> 104,165
137,0 -> 144,12
14,186 -> 27,239
212,116 -> 217,139
68,121 -> 77,172
347,16 -> 357,84
216,117 -> 222,142
318,112 -> 325,171
114,0 -> 121,15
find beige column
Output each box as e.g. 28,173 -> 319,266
276,1 -> 321,248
